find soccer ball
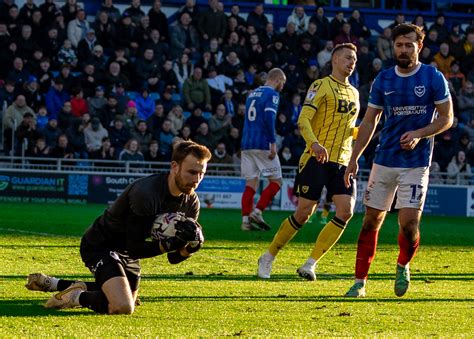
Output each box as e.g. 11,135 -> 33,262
150,212 -> 186,242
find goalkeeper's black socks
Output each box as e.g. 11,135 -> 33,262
57,279 -> 98,291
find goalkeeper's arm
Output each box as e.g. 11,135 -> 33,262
167,225 -> 204,264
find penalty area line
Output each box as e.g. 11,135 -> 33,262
0,227 -> 75,238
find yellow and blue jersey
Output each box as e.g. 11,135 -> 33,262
369,64 -> 450,168
241,86 -> 280,150
298,75 -> 359,166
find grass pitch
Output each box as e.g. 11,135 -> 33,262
0,203 -> 473,336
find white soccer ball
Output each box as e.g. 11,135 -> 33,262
150,212 -> 186,241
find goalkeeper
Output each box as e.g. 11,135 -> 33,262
25,141 -> 211,314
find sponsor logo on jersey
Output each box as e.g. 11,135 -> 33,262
414,85 -> 425,97
302,185 -> 309,194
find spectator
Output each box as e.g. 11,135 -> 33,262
115,12 -> 137,53
95,0 -> 121,23
144,139 -> 164,162
158,119 -> 174,160
434,42 -> 456,77
259,22 -> 275,51
278,22 -> 298,54
194,121 -> 215,152
123,100 -> 139,132
87,86 -> 107,117
42,27 -> 61,61
279,146 -> 298,170
3,95 -> 35,154
148,0 -> 169,43
208,37 -> 223,66
348,9 -> 371,40
35,106 -> 49,130
299,22 -> 322,54
77,28 -> 98,66
56,39 -> 78,69
179,0 -> 199,26
50,134 -> 74,158
357,41 -> 376,86
178,124 -> 192,141
388,12 -> 405,30
7,57 -> 30,87
317,40 -> 334,71
28,137 -> 50,159
223,32 -> 248,62
223,126 -> 241,156
185,106 -> 207,137
94,10 -> 116,55
429,161 -> 444,184
61,0 -> 80,25
113,83 -> 130,114
0,80 -> 17,109
58,64 -> 77,94
287,6 -> 309,34
246,4 -> 268,34
197,0 -> 226,45
456,133 -> 474,165
446,61 -> 466,95
167,105 -> 185,135
429,13 -> 449,43
119,138 -> 145,168
135,88 -> 155,121
284,93 -> 302,125
45,78 -> 69,120
228,4 -> 246,31
208,104 -> 231,143
377,27 -> 394,68
412,14 -> 428,33
160,60 -> 179,94
207,67 -> 233,107
67,9 -> 89,48
40,0 -> 60,24
218,52 -> 242,79
107,47 -> 132,82
70,87 -> 88,117
329,10 -> 345,40
334,22 -> 360,50
15,112 -> 41,155
183,67 -> 212,112
170,12 -> 200,60
424,29 -> 440,54
109,117 -> 130,153
131,120 -> 153,153
448,31 -> 465,61
104,62 -> 130,91
17,24 -> 39,61
434,131 -> 456,171
134,49 -> 161,91
142,29 -> 169,64
90,136 -> 116,164
446,150 -> 472,185
64,116 -> 88,159
78,64 -> 99,98
210,141 -> 233,174
147,102 -> 166,139
22,76 -> 42,112
123,0 -> 145,26
458,81 -> 474,123
133,14 -> 151,48
84,117 -> 108,153
173,53 -> 194,90
42,118 -> 61,148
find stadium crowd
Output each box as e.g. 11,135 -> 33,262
0,0 -> 473,183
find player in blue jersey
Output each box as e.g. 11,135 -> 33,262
343,24 -> 453,298
240,68 -> 286,231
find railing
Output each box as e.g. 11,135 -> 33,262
1,156 -> 472,185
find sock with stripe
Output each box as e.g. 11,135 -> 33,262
268,215 -> 302,257
256,181 -> 281,211
397,232 -> 420,266
309,217 -> 347,263
241,186 -> 255,218
354,229 -> 379,280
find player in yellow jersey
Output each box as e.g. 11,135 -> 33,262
257,43 -> 359,280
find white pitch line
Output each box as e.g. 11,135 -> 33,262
0,227 -> 76,237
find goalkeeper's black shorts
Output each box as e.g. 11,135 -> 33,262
80,235 -> 141,291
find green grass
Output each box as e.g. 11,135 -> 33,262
0,203 -> 473,336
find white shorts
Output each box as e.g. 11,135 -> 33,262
364,163 -> 429,211
241,149 -> 282,180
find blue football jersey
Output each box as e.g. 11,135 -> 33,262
368,64 -> 450,168
241,86 -> 279,150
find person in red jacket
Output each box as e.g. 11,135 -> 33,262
70,87 -> 89,117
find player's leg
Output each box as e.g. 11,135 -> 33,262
240,150 -> 259,231
345,164 -> 397,297
258,154 -> 322,279
299,163 -> 356,280
250,151 -> 283,230
258,197 -> 317,279
25,273 -> 98,292
392,167 -> 428,297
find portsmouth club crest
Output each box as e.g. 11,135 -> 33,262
414,85 -> 425,98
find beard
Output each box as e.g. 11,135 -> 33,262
395,54 -> 413,69
175,171 -> 195,195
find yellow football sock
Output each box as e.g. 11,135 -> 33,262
268,215 -> 301,256
310,217 -> 346,262
321,206 -> 330,219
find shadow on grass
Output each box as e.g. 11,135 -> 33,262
0,299 -> 92,317
4,272 -> 474,283
140,294 -> 474,303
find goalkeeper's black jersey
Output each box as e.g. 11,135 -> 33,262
83,173 -> 200,258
